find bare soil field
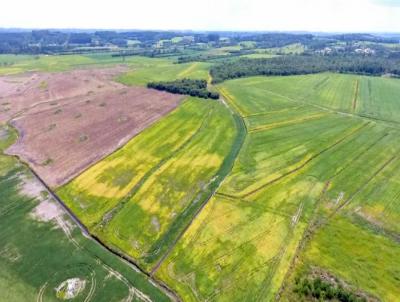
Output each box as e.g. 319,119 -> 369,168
0,66 -> 127,123
4,67 -> 182,187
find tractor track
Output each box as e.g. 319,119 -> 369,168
241,122 -> 370,198
352,79 -> 360,112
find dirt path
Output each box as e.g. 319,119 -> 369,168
177,62 -> 199,78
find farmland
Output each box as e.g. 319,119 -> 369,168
58,97 -> 238,270
220,73 -> 400,124
0,54 -> 210,84
154,73 -> 400,301
1,66 -> 182,187
0,53 -> 216,301
0,125 -> 170,302
1,48 -> 400,302
117,59 -> 211,86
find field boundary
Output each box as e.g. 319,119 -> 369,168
46,95 -> 185,190
13,154 -> 181,302
93,106 -> 215,231
352,79 -> 360,112
149,90 -> 248,275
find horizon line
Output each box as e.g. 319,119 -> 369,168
0,27 -> 400,35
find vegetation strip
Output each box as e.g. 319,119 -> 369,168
210,55 -> 400,83
248,112 -> 328,132
149,95 -> 247,274
148,79 -> 219,99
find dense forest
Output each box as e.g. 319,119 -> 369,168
210,55 -> 400,83
147,79 -> 219,99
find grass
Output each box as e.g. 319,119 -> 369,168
0,53 -> 158,75
263,43 -> 305,55
0,125 -> 170,302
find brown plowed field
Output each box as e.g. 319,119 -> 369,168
3,67 -> 182,187
0,66 -> 127,122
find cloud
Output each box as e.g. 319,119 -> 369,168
371,0 -> 400,7
0,0 -> 399,32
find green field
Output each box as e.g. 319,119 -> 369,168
117,59 -> 211,85
3,50 -> 400,301
154,74 -> 400,301
220,73 -> 400,125
283,214 -> 400,302
58,97 -> 238,270
0,125 -> 170,302
0,54 -> 120,75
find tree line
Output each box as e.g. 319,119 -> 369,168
210,55 -> 400,83
294,276 -> 368,302
147,79 -> 219,99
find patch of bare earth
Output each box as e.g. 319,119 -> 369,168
31,199 -> 65,222
0,66 -> 127,122
17,174 -> 78,246
5,67 -> 182,187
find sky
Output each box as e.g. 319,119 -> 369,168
1,0 -> 400,32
